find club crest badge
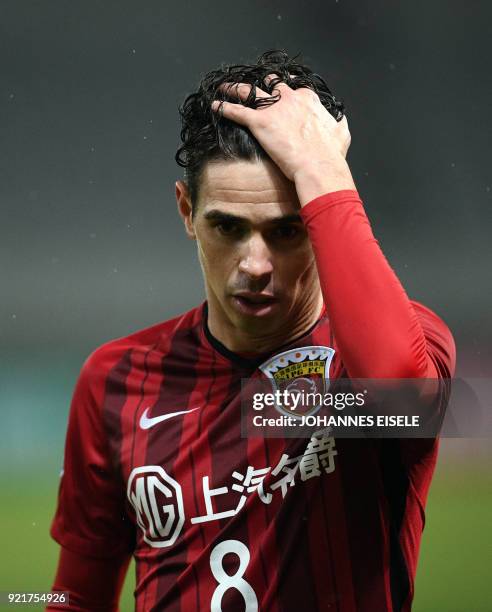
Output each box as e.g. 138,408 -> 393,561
259,346 -> 335,419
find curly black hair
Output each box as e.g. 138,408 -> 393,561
175,50 -> 345,211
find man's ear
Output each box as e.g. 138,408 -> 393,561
176,180 -> 196,239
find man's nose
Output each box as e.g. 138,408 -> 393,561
238,234 -> 274,280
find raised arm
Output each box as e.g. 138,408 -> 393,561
212,77 -> 448,379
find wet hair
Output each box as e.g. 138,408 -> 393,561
175,50 -> 345,212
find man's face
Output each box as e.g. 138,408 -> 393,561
177,159 -> 321,340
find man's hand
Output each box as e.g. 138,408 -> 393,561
212,75 -> 356,205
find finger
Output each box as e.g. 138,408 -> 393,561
218,82 -> 270,101
263,73 -> 290,89
211,100 -> 256,126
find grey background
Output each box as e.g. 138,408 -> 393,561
1,0 -> 491,469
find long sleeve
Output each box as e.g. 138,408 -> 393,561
48,349 -> 135,609
300,190 -> 455,379
47,547 -> 130,611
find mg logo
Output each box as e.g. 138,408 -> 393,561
127,465 -> 185,548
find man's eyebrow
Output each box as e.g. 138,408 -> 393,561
271,213 -> 303,224
203,210 -> 303,224
203,210 -> 245,223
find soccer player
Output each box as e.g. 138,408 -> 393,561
48,50 -> 455,611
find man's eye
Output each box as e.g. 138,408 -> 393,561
216,221 -> 242,236
271,225 -> 301,240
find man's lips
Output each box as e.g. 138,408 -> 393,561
233,292 -> 278,304
231,293 -> 279,316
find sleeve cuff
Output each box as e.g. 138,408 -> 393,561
300,189 -> 363,222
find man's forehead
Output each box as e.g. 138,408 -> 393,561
196,158 -> 299,216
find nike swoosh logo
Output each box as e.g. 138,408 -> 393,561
139,406 -> 200,430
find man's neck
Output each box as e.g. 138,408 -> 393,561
206,292 -> 324,356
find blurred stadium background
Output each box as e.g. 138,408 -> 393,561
1,0 -> 491,609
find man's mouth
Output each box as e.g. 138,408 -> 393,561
231,292 -> 279,316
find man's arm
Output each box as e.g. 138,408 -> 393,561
298,188 -> 440,379
213,78 -> 452,379
48,348 -> 135,609
47,548 -> 130,611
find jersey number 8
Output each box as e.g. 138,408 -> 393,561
210,539 -> 258,611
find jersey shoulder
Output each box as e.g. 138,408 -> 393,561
411,300 -> 456,377
79,303 -> 204,394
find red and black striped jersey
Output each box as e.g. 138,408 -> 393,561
50,300 -> 454,611
50,190 -> 456,611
